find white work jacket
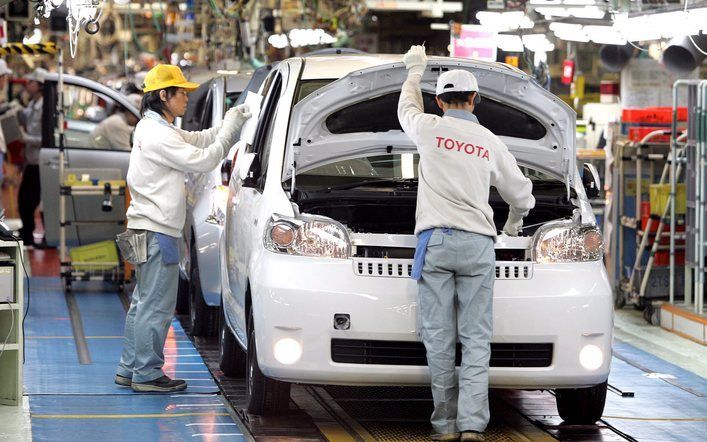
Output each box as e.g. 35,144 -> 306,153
397,73 -> 535,238
125,111 -> 224,237
90,113 -> 134,151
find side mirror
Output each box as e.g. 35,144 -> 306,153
582,163 -> 601,199
238,152 -> 257,184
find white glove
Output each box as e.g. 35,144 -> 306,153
403,45 -> 427,77
502,217 -> 523,236
502,207 -> 529,236
222,104 -> 251,134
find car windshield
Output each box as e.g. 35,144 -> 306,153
293,155 -> 565,194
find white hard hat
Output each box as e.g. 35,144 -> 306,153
0,60 -> 12,76
435,69 -> 479,97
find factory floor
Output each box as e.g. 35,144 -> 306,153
1,247 -> 706,442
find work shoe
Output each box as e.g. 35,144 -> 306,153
461,432 -> 485,442
131,375 -> 187,393
114,374 -> 132,387
431,433 -> 461,441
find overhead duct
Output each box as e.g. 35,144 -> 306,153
662,35 -> 707,75
599,44 -> 633,72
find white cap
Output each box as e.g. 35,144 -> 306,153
0,60 -> 12,76
435,70 -> 479,96
25,68 -> 48,83
126,93 -> 142,109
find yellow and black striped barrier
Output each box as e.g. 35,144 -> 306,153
0,42 -> 58,56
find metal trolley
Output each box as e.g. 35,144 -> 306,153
612,129 -> 688,323
669,80 -> 707,316
54,50 -> 127,293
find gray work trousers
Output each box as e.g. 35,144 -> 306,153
418,228 -> 494,434
117,232 -> 179,383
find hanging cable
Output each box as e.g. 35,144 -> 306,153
627,40 -> 650,53
127,4 -> 167,56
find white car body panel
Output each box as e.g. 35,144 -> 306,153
220,55 -> 612,389
183,73 -> 254,307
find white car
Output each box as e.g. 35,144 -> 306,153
177,69 -> 268,335
218,54 -> 613,423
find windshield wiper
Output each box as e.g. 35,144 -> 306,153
321,178 -> 418,192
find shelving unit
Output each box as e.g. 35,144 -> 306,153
659,80 -> 707,343
611,134 -> 687,321
0,239 -> 24,406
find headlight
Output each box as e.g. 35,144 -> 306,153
264,214 -> 351,259
532,221 -> 603,263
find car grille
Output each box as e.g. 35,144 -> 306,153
353,258 -> 413,278
331,339 -> 553,368
352,258 -> 533,280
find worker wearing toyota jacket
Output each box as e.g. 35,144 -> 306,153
398,46 -> 535,441
115,64 -> 251,393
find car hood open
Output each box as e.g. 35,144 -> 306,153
285,57 -> 576,193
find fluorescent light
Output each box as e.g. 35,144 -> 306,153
430,23 -> 450,31
523,34 -> 555,52
497,34 -> 524,52
585,25 -> 626,45
287,28 -> 336,48
570,6 -> 605,19
550,22 -> 590,42
476,11 -> 534,32
268,34 -> 289,49
535,7 -> 570,18
529,0 -> 562,4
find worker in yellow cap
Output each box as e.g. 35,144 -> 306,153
115,64 -> 251,393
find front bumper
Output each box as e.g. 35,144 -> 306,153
250,254 -> 613,389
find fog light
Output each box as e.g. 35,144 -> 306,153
273,338 -> 302,365
579,344 -> 603,371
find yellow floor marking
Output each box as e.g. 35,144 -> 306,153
604,415 -> 707,422
316,424 -> 356,442
290,386 -> 358,442
32,412 -> 230,419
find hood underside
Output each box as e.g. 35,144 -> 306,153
286,58 -> 577,193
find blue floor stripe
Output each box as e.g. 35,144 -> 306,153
24,277 -> 241,442
602,340 -> 707,441
30,395 -> 241,442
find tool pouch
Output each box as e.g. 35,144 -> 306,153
116,229 -> 148,265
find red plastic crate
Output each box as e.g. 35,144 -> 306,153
628,126 -> 685,142
622,107 -> 688,124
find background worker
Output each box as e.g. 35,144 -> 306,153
18,69 -> 46,247
90,93 -> 142,150
115,64 -> 250,393
398,46 -> 535,442
0,60 -> 12,212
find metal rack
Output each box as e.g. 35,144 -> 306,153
0,240 -> 24,406
612,130 -> 687,321
55,50 -> 126,293
670,80 -> 707,315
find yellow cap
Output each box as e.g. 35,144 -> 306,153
142,64 -> 200,93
